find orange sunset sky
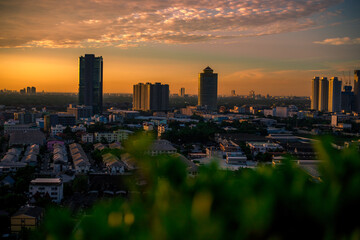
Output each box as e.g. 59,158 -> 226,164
0,0 -> 359,96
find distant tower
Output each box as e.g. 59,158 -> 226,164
133,82 -> 169,111
180,88 -> 185,97
198,66 -> 218,110
311,77 -> 319,110
249,90 -> 255,99
341,85 -> 354,112
318,77 -> 329,112
26,87 -> 31,94
354,70 -> 360,112
231,90 -> 236,96
31,87 -> 36,94
78,54 -> 103,114
328,77 -> 342,113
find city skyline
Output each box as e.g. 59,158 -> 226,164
0,0 -> 359,95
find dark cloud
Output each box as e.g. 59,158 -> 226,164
0,0 -> 343,48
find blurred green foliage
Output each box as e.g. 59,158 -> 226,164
34,136 -> 360,240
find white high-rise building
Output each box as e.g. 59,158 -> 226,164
328,77 -> 342,113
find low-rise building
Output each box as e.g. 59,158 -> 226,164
71,124 -> 86,132
4,123 -> 40,135
95,132 -> 118,143
94,129 -> 133,143
51,125 -> 67,136
81,133 -> 94,143
143,122 -> 154,131
247,142 -> 283,155
113,129 -> 133,141
226,152 -> 247,165
9,131 -> 46,146
69,143 -> 91,174
147,140 -> 177,156
11,206 -> 44,233
29,178 -> 63,203
102,153 -> 125,175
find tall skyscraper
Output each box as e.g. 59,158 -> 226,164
180,88 -> 185,97
198,66 -> 218,110
31,87 -> 36,94
354,70 -> 360,112
231,90 -> 236,96
318,77 -> 329,112
328,77 -> 342,113
311,77 -> 319,110
78,54 -> 103,114
341,85 -> 354,112
133,82 -> 169,111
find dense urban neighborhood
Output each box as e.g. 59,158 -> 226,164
1,89 -> 360,238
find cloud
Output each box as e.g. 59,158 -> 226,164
0,0 -> 343,48
314,37 -> 360,45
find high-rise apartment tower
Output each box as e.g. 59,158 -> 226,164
78,54 -> 103,114
133,83 -> 169,111
328,77 -> 342,113
318,77 -> 329,112
311,77 -> 319,110
198,66 -> 218,110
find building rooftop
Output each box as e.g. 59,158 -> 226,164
9,131 -> 45,146
150,140 -> 177,152
12,206 -> 44,218
30,178 -> 62,185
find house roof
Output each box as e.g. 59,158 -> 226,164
150,140 -> 176,152
9,131 -> 45,146
12,206 -> 44,218
171,153 -> 198,172
30,178 -> 62,185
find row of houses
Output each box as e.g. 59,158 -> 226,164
0,145 -> 39,173
53,143 -> 69,173
69,143 -> 91,174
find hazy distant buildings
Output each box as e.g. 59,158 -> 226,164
311,77 -> 319,110
20,86 -> 36,94
133,82 -> 169,111
78,54 -> 103,114
198,66 -> 218,110
354,70 -> 360,112
231,90 -> 236,96
180,88 -> 185,97
328,77 -> 342,113
318,77 -> 329,112
249,90 -> 255,99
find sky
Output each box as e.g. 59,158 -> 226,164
0,0 -> 359,96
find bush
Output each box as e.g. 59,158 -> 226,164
34,137 -> 360,240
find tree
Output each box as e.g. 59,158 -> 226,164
72,175 -> 89,193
